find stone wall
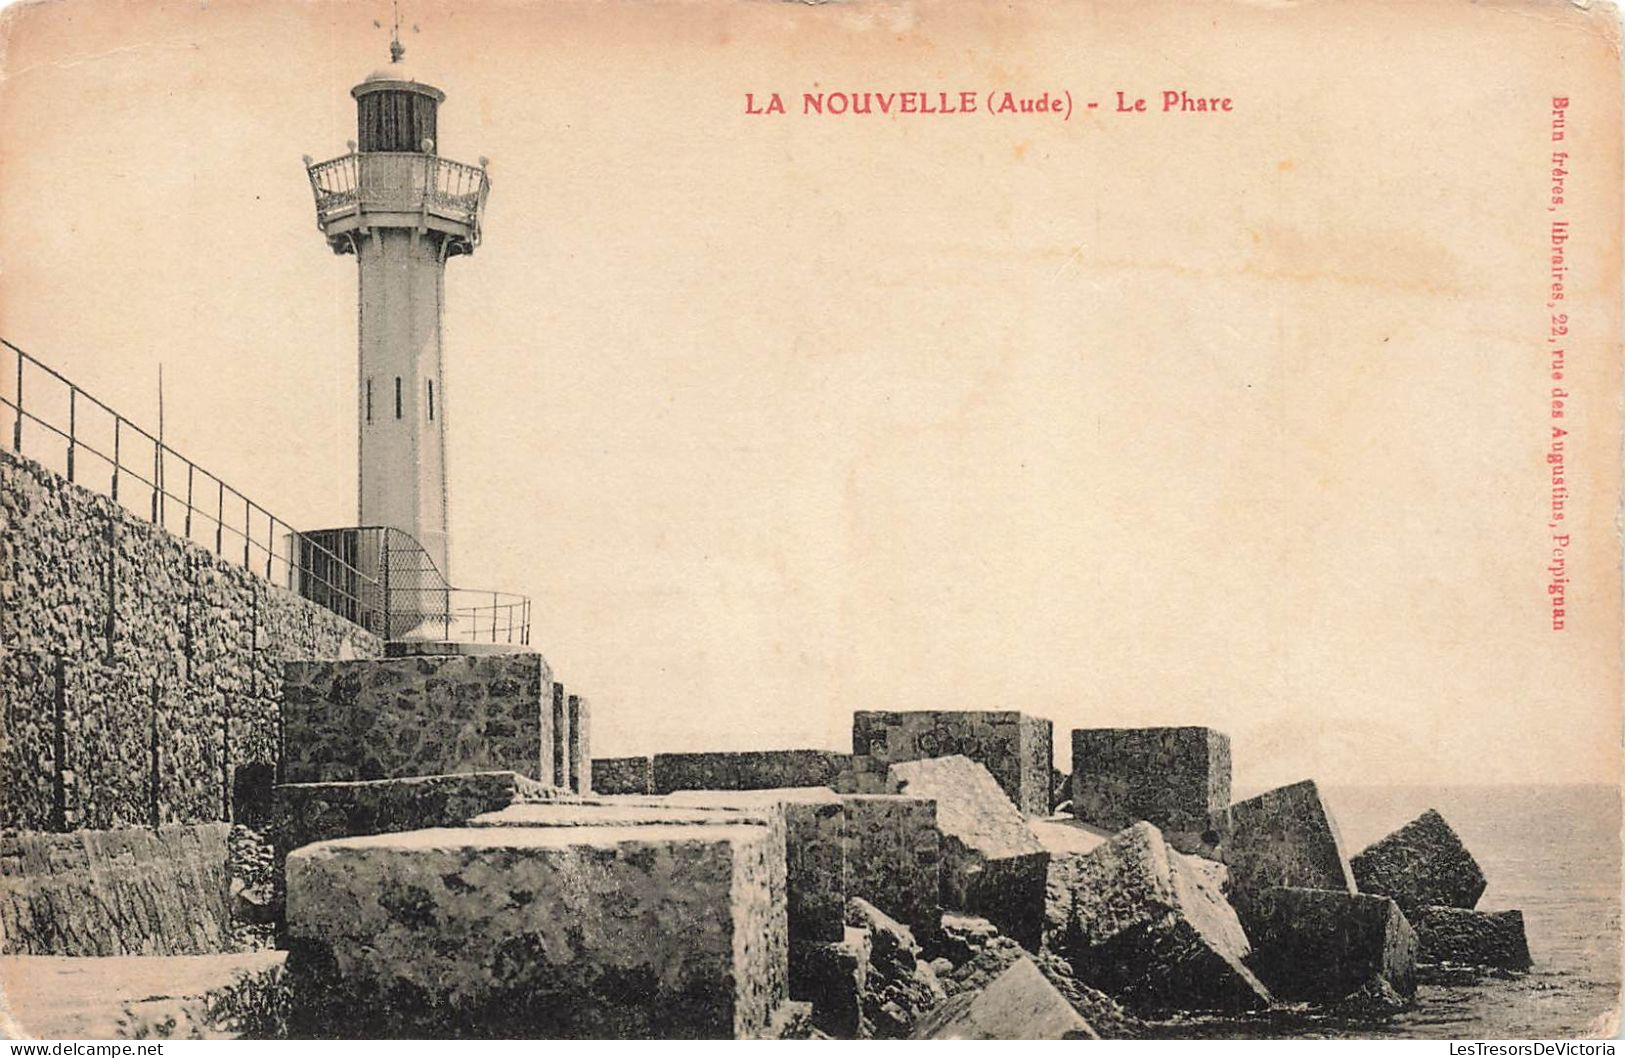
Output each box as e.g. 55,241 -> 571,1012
281,653 -> 557,784
1,448 -> 383,832
652,750 -> 851,794
0,824 -> 233,955
851,712 -> 1053,817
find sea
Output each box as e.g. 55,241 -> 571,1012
1144,783 -> 1622,1040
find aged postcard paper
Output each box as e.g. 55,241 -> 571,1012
0,0 -> 1619,1041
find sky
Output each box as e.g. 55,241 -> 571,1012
0,0 -> 1620,789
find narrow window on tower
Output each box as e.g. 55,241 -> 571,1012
395,377 -> 402,419
365,379 -> 373,423
428,380 -> 435,421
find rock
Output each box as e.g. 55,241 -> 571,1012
1351,809 -> 1487,913
790,927 -> 871,1038
933,913 -> 1002,964
1242,886 -> 1418,1007
1070,728 -> 1231,856
887,755 -> 1049,948
912,956 -> 1096,1039
923,915 -> 1139,1039
845,897 -> 943,1038
1051,767 -> 1071,813
285,824 -> 786,1038
1412,906 -> 1532,970
1226,779 -> 1356,903
853,711 -> 1054,817
1046,822 -> 1270,1013
758,1001 -> 815,1040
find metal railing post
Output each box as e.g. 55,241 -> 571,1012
184,463 -> 193,538
151,442 -> 161,524
243,502 -> 251,568
215,480 -> 224,554
66,389 -> 75,482
111,418 -> 120,501
12,350 -> 21,452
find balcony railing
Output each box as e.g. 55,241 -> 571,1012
1,337 -> 527,646
305,152 -> 489,245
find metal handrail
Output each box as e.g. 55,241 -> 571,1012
1,337 -> 528,645
305,152 -> 490,242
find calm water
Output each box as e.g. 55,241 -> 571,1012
1146,784 -> 1622,1040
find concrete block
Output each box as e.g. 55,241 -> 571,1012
1243,887 -> 1418,1006
285,823 -> 786,1039
567,694 -> 591,794
912,955 -> 1096,1039
1046,821 -> 1269,1013
853,711 -> 1053,817
888,755 -> 1048,948
280,653 -> 553,784
1412,906 -> 1532,970
665,788 -> 848,943
1351,809 -> 1487,913
652,749 -> 849,793
1070,727 -> 1230,851
592,756 -> 655,795
840,794 -> 942,940
1227,779 -> 1356,902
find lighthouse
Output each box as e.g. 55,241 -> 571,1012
303,34 -> 489,589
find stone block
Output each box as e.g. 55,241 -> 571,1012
593,756 -> 655,795
285,823 -> 786,1039
888,755 -> 1048,948
1412,906 -> 1532,970
912,955 -> 1096,1039
1351,809 -> 1487,913
1046,821 -> 1270,1013
662,788 -> 847,943
280,652 -> 553,784
1069,727 -> 1230,850
1030,817 -> 1111,857
1227,779 -> 1356,902
1243,886 -> 1418,1006
840,794 -> 941,940
551,681 -> 569,787
568,693 -> 592,794
273,771 -> 555,857
0,824 -> 232,956
789,927 -> 870,1037
652,749 -> 849,793
853,711 -> 1053,817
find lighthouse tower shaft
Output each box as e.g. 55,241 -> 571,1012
304,68 -> 488,584
357,231 -> 451,577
